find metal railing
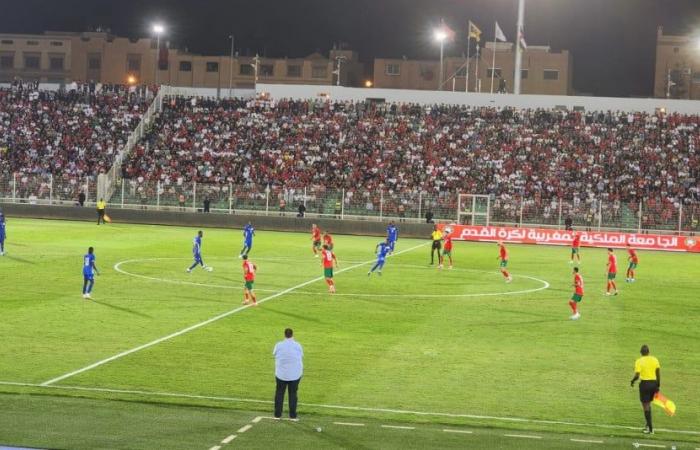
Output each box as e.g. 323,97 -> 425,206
2,173 -> 698,235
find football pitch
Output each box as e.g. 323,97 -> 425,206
1,218 -> 699,449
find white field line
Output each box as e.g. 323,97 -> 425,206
504,434 -> 542,439
633,444 -> 666,449
251,416 -> 264,423
381,425 -> 415,430
237,424 -> 252,433
40,243 -> 427,386
209,446 -> 221,450
116,259 -> 550,298
333,422 -> 365,427
570,438 -> 603,444
221,434 -> 236,444
1,381 -> 699,437
442,429 -> 473,434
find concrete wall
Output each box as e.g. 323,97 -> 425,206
255,83 -> 700,114
0,203 -> 435,239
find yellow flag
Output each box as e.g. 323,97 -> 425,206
652,392 -> 676,416
468,21 -> 482,42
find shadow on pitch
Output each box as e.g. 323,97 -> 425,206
92,300 -> 152,319
3,254 -> 36,264
262,307 -> 323,324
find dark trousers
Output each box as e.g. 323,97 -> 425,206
97,209 -> 105,225
274,377 -> 300,418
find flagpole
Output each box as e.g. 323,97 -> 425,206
490,24 -> 497,93
475,44 -> 480,92
465,36 -> 471,93
514,0 -> 525,94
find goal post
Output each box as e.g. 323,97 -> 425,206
457,194 -> 491,225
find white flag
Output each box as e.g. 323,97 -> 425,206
495,22 -> 507,42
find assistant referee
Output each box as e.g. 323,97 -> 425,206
430,225 -> 443,265
630,344 -> 660,434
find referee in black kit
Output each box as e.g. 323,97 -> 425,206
630,344 -> 661,434
430,224 -> 443,265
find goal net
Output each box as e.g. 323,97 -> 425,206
457,194 -> 491,225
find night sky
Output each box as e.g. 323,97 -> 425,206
1,0 -> 699,97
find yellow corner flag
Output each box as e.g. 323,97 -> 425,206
468,20 -> 482,42
652,392 -> 676,416
103,214 -> 112,224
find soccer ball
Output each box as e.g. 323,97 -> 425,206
444,226 -> 453,234
206,266 -> 214,272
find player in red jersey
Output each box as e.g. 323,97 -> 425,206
321,244 -> 338,293
626,243 -> 639,282
242,254 -> 257,306
570,231 -> 582,264
311,224 -> 322,257
568,267 -> 584,320
606,248 -> 619,296
440,231 -> 453,269
323,231 -> 334,251
497,241 -> 512,283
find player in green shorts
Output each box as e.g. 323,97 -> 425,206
568,267 -> 584,320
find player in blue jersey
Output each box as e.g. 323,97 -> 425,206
239,222 -> 255,258
0,210 -> 6,256
187,230 -> 212,272
368,240 -> 391,276
82,247 -> 99,299
386,221 -> 398,254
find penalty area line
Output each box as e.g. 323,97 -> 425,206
39,243 -> 427,387
1,381 -> 699,437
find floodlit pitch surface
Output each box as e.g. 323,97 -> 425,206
1,218 -> 698,449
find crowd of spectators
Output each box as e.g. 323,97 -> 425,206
0,82 -> 149,201
121,96 -> 699,225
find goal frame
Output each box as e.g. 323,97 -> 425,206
457,193 -> 491,226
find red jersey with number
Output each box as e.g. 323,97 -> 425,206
608,254 -> 617,273
499,245 -> 508,261
574,273 -> 584,295
444,235 -> 453,251
312,227 -> 321,241
243,261 -> 256,281
323,234 -> 333,246
628,248 -> 638,263
572,234 -> 581,248
321,249 -> 335,268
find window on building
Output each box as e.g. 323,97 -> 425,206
178,61 -> 192,72
543,69 -> 559,80
1,40 -> 14,45
88,55 -> 101,70
240,64 -> 254,76
312,65 -> 327,78
692,72 -> 700,84
0,54 -> 14,69
520,69 -> 528,79
49,56 -> 64,71
50,41 -> 64,47
455,66 -> 467,77
206,61 -> 219,72
487,68 -> 502,79
127,54 -> 141,72
287,65 -> 302,77
385,63 -> 400,76
26,40 -> 39,46
260,64 -> 274,76
673,47 -> 680,54
24,54 -> 40,69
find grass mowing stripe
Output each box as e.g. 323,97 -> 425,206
5,381 -> 699,438
39,243 -> 427,386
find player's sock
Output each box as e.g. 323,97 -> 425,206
568,300 -> 577,314
87,280 -> 94,294
82,280 -> 87,294
503,270 -> 510,279
644,410 -> 652,431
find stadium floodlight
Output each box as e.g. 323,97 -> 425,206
127,75 -> 137,85
364,80 -> 373,88
434,29 -> 448,91
152,23 -> 166,85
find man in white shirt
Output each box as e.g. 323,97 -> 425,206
273,328 -> 304,419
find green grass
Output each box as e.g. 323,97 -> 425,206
1,218 -> 699,449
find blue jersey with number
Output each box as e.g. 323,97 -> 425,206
83,253 -> 95,277
377,242 -> 390,260
387,225 -> 398,242
0,217 -> 5,241
243,225 -> 254,245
